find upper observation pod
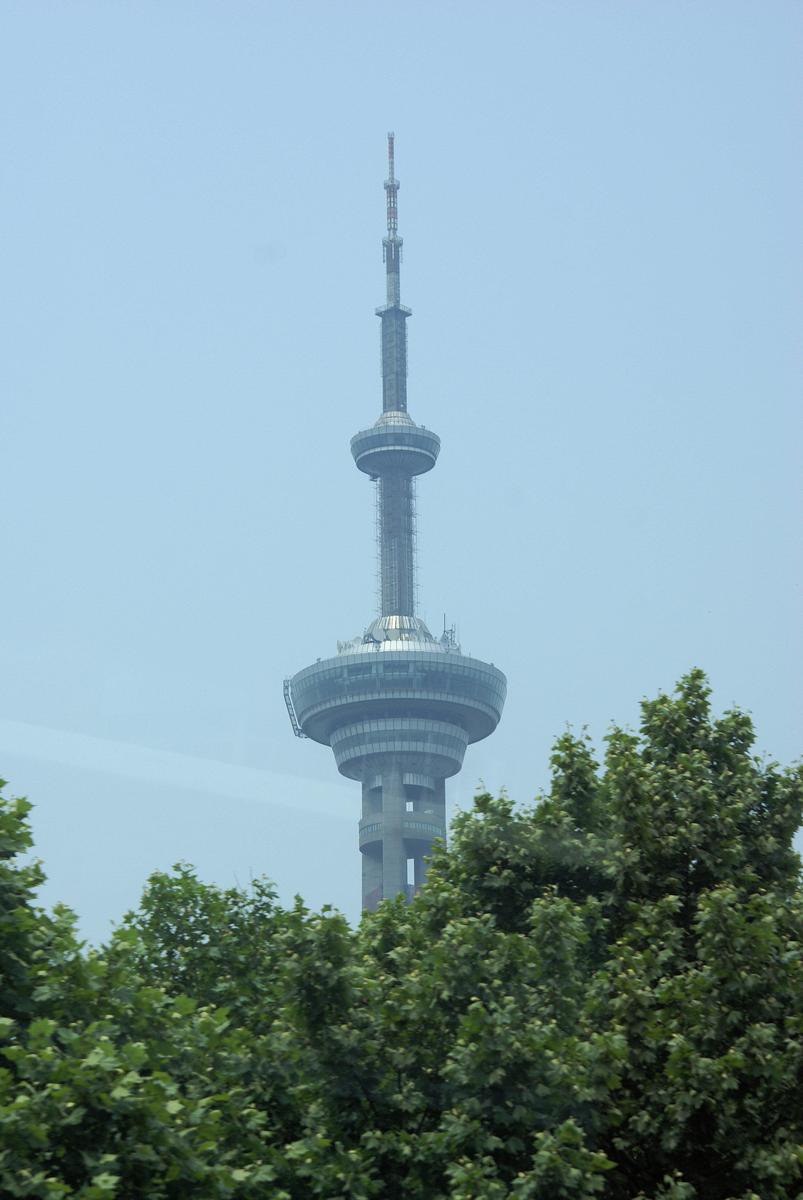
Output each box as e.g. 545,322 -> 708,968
351,410 -> 440,480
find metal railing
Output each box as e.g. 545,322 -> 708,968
282,678 -> 307,738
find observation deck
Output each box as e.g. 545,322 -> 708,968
290,645 -> 505,757
351,410 -> 440,479
287,614 -> 506,910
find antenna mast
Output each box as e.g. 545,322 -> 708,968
383,131 -> 402,307
385,131 -> 398,238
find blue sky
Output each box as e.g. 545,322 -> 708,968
1,1 -> 800,940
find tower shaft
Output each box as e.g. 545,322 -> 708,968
379,471 -> 415,616
380,306 -> 408,412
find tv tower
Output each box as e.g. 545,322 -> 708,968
285,135 -> 506,910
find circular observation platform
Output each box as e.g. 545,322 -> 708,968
289,640 -> 506,779
351,410 -> 440,478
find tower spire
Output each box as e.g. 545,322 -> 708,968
386,131 -> 398,236
379,132 -> 410,413
383,131 -> 401,307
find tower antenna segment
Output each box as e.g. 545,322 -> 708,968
382,131 -> 404,311
385,131 -> 399,238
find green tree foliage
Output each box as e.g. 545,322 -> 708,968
1,671 -> 801,1198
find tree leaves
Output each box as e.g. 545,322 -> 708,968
0,672 -> 801,1197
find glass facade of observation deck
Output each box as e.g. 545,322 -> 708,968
290,651 -> 506,745
350,423 -> 441,475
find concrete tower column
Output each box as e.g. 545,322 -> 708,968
360,778 -> 383,910
362,845 -> 383,910
412,778 -> 446,890
381,762 -> 407,900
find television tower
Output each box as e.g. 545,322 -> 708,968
285,135 -> 506,910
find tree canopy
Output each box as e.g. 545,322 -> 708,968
1,670 -> 801,1198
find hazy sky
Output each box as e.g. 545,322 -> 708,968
1,2 -> 800,941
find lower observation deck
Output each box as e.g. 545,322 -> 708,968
289,647 -> 506,753
286,615 -> 506,912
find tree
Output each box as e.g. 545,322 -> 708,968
0,671 -> 801,1198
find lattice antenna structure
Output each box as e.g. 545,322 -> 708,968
383,132 -> 402,284
385,131 -> 399,239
